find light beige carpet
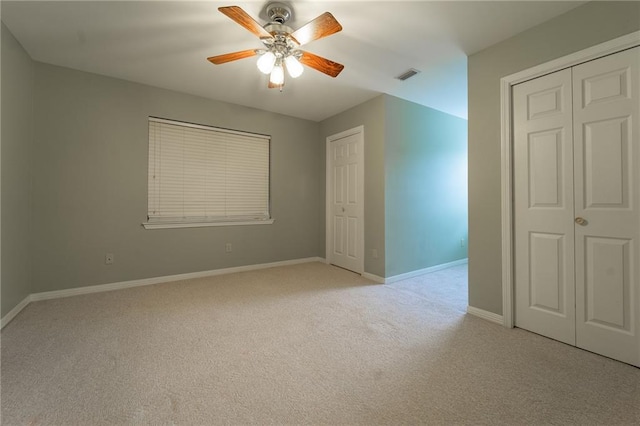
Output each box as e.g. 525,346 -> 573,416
1,262 -> 638,425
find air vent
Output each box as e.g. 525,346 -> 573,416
395,68 -> 420,81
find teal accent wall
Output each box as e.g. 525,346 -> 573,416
321,95 -> 468,279
384,96 -> 467,277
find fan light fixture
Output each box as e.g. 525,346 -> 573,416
257,51 -> 304,82
285,55 -> 304,78
270,61 -> 285,85
257,51 -> 276,74
207,3 -> 344,91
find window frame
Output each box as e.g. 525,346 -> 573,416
143,117 -> 274,230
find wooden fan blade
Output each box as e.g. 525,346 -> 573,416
290,12 -> 342,46
218,6 -> 272,39
207,49 -> 257,65
299,51 -> 344,78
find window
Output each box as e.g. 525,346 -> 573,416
143,117 -> 272,229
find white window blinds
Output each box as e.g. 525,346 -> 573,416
147,117 -> 270,226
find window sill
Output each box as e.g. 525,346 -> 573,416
142,219 -> 275,229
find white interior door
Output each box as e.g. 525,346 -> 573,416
514,68 -> 576,345
327,128 -> 364,273
514,47 -> 640,367
572,47 -> 639,366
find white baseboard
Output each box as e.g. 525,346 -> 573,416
2,257 -> 324,329
383,258 -> 468,284
361,258 -> 468,284
467,306 -> 504,325
361,272 -> 385,283
1,295 -> 31,329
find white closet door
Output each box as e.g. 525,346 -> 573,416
514,69 -> 576,345
573,47 -> 639,366
329,131 -> 363,273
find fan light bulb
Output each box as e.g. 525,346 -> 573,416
257,52 -> 276,74
285,55 -> 304,78
270,64 -> 285,85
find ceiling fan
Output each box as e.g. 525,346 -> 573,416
207,3 -> 344,90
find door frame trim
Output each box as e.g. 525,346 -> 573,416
326,125 -> 365,274
500,31 -> 640,328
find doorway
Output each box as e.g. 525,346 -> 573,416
326,126 -> 364,274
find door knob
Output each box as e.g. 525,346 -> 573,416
575,217 -> 587,226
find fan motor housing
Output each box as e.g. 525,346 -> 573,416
263,23 -> 294,36
266,2 -> 292,24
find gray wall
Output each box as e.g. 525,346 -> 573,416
385,95 -> 467,277
29,62 -> 323,293
320,95 -> 386,278
468,1 -> 640,315
1,23 -> 33,316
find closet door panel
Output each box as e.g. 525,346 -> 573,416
514,68 -> 576,345
573,47 -> 639,367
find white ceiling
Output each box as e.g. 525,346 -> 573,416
2,1 -> 586,122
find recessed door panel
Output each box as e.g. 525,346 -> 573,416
334,165 -> 344,204
583,68 -> 630,107
528,86 -> 564,120
529,233 -> 565,314
528,129 -> 564,208
583,117 -> 629,208
584,237 -> 630,330
347,216 -> 357,259
348,163 -> 358,204
333,216 -> 344,255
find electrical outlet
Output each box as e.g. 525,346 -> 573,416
371,248 -> 378,259
225,243 -> 232,253
105,253 -> 114,265
460,239 -> 465,248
